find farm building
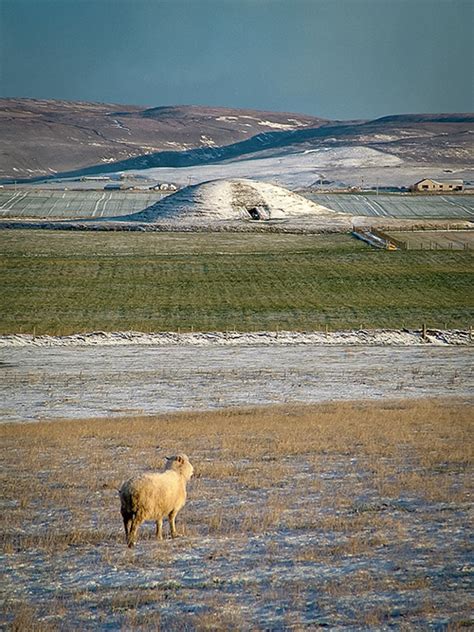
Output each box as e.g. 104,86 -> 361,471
411,178 -> 464,192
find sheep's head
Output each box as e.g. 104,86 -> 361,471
165,454 -> 194,480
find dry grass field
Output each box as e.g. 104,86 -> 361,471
1,399 -> 472,630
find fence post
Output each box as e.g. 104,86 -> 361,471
422,322 -> 427,341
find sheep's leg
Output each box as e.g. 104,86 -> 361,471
127,517 -> 141,548
168,510 -> 179,538
155,518 -> 163,540
121,509 -> 132,540
123,517 -> 132,539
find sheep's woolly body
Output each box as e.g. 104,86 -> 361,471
121,471 -> 187,520
119,453 -> 193,547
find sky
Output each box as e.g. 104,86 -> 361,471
1,0 -> 473,120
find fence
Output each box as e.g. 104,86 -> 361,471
353,227 -> 474,251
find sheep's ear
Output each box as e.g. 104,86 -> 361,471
176,455 -> 184,464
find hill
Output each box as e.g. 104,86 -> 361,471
0,99 -> 472,186
0,98 -> 329,181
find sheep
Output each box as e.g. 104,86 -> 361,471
119,453 -> 194,548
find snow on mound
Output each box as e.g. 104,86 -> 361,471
116,179 -> 336,223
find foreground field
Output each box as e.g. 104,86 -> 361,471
1,400 -> 472,630
1,230 -> 473,333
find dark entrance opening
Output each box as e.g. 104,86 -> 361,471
248,207 -> 261,220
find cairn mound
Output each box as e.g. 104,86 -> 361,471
117,179 -> 336,223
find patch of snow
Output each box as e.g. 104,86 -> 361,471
257,120 -> 296,130
287,118 -> 306,126
111,118 -> 131,133
1,329 -> 470,348
312,146 -> 403,168
200,135 -> 216,147
165,141 -> 191,150
372,134 -> 400,141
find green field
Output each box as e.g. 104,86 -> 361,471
1,230 -> 472,334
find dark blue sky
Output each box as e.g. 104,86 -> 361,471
1,0 -> 473,119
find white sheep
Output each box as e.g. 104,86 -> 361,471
119,453 -> 194,548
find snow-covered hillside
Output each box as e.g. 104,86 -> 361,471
123,146 -> 405,189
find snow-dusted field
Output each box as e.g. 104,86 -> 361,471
307,192 -> 474,219
1,187 -> 473,220
1,399 -> 472,629
1,332 -> 472,422
0,189 -> 165,219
